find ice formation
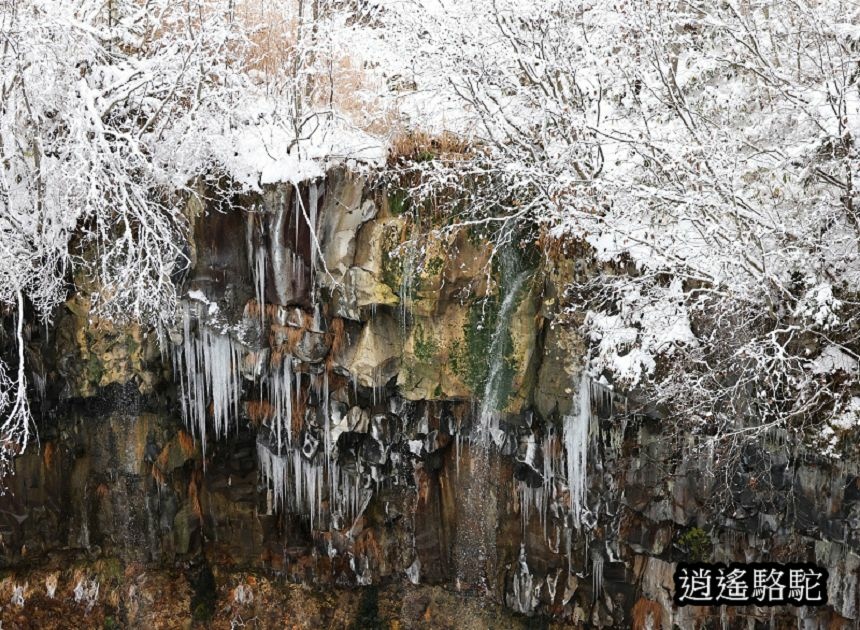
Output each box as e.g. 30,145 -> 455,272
564,370 -> 591,529
507,544 -> 539,614
172,301 -> 243,457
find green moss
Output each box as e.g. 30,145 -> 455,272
413,324 -> 439,362
387,189 -> 411,216
125,335 -> 139,355
95,558 -> 123,583
454,295 -> 519,408
448,339 -> 464,375
677,527 -> 712,562
86,355 -> 104,384
425,255 -> 444,276
433,383 -> 444,397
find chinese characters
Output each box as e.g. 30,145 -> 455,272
674,563 -> 827,606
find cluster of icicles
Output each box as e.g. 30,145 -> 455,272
171,178 -> 379,532
517,371 -> 594,537
171,300 -> 367,530
513,368 -> 623,596
509,372 -> 614,614
173,301 -> 243,457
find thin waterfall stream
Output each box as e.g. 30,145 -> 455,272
455,255 -> 531,593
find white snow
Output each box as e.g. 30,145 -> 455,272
812,345 -> 858,375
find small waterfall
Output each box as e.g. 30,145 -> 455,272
399,239 -> 417,334
456,251 -> 531,593
475,269 -> 531,442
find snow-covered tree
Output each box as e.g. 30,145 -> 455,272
0,0 -> 390,469
384,0 -> 860,450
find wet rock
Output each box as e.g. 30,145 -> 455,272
337,309 -> 401,388
316,167 -> 367,283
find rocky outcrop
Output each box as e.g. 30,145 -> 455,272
2,171 -> 859,628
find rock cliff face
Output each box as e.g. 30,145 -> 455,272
1,168 -> 858,628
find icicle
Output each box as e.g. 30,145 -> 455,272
519,482 -> 529,532
323,370 -> 332,503
311,303 -> 321,332
518,431 -> 555,541
202,326 -> 242,439
173,301 -> 243,458
592,551 -> 604,602
507,543 -> 537,614
257,442 -> 288,512
542,428 -> 556,540
271,355 -> 293,451
347,490 -> 373,539
564,370 -> 591,529
258,433 -> 348,528
405,558 -> 421,585
271,191 -> 290,306
293,452 -> 302,517
254,245 -> 267,330
455,426 -> 461,476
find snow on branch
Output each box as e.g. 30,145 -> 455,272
378,0 -> 860,449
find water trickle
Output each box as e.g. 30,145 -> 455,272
456,251 -> 531,593
399,237 -> 417,333
475,269 -> 530,442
